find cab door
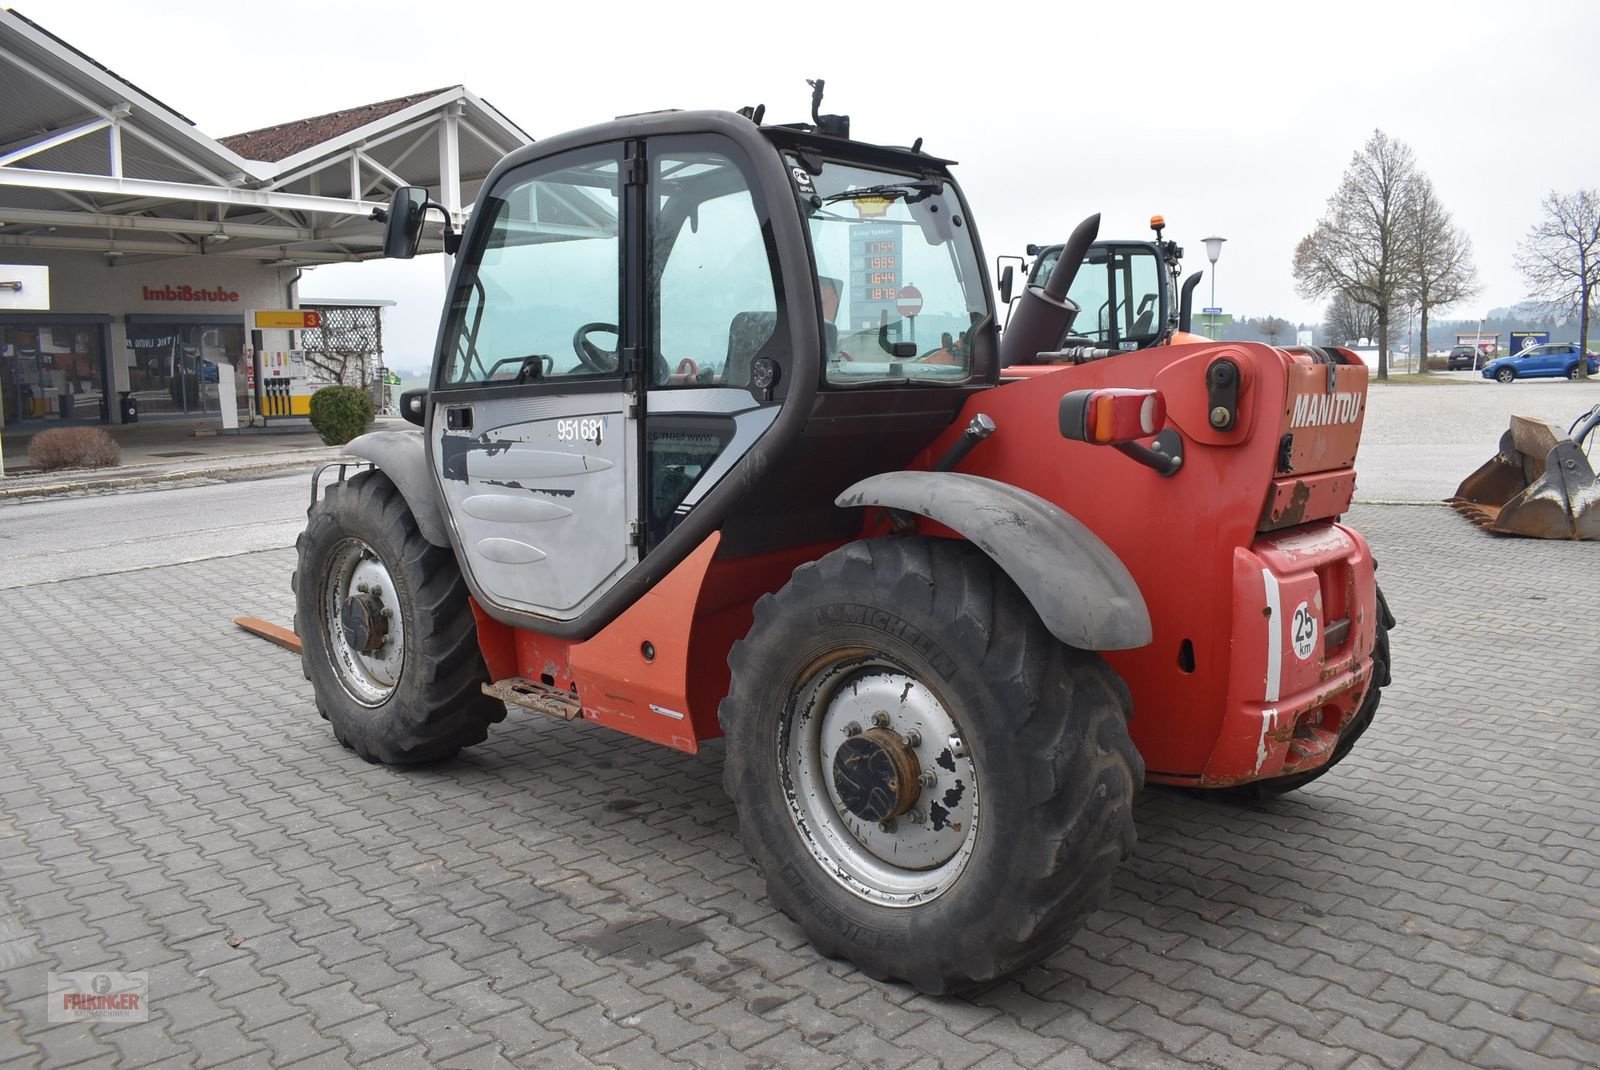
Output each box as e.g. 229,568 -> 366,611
428,146 -> 641,622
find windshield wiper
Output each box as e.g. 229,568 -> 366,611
823,180 -> 941,205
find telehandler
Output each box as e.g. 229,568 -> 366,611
292,88 -> 1391,994
996,215 -> 1208,353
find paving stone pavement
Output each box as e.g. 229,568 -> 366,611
1,503 -> 1598,1069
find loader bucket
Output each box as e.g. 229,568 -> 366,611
1449,415 -> 1600,540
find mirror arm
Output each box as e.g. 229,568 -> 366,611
421,201 -> 460,250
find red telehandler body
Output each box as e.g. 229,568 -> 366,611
291,91 -> 1390,994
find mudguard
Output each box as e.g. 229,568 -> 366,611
836,472 -> 1152,650
342,429 -> 451,548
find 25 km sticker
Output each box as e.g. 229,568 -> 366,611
556,417 -> 605,445
1291,602 -> 1318,660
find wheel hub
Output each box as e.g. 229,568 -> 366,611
832,727 -> 922,822
782,658 -> 980,906
321,539 -> 405,707
340,592 -> 389,654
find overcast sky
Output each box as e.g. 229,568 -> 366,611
37,0 -> 1600,368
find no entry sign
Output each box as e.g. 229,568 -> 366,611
897,284 -> 923,319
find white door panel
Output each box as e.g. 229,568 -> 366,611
434,401 -> 636,619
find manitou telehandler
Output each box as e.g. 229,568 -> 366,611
292,86 -> 1392,994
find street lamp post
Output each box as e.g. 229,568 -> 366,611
1203,235 -> 1227,340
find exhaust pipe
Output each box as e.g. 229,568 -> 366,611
1000,213 -> 1100,366
1178,271 -> 1203,335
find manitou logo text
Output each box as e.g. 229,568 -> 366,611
1289,391 -> 1364,429
141,284 -> 240,302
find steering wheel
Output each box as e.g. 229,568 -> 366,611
573,322 -> 620,372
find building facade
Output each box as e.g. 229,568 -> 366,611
0,8 -> 528,430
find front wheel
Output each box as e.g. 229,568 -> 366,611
1497,368 -> 1516,384
719,537 -> 1142,994
293,470 -> 505,764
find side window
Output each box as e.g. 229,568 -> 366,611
1067,249 -> 1162,344
651,150 -> 781,388
1069,257 -> 1112,341
442,150 -> 621,386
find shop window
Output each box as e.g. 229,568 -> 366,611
1,324 -> 107,423
125,323 -> 247,417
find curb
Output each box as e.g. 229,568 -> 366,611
1351,499 -> 1451,507
0,453 -> 346,502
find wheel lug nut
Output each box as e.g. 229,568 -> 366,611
910,809 -> 925,825
918,771 -> 936,789
903,730 -> 921,748
878,818 -> 896,833
844,721 -> 862,737
381,608 -> 392,618
871,711 -> 890,728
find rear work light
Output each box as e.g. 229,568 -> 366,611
1058,388 -> 1183,477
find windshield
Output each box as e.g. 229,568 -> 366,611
798,158 -> 989,385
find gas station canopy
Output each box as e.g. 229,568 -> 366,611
0,7 -> 532,267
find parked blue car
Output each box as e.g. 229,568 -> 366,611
1481,342 -> 1599,383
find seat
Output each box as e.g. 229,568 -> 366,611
723,310 -> 780,387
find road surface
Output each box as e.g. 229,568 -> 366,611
0,472 -> 307,590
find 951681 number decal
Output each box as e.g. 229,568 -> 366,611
556,417 -> 606,445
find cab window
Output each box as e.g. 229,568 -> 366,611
650,150 -> 782,389
441,150 -> 622,387
1070,247 -> 1163,346
802,160 -> 989,385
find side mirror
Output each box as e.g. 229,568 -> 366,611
399,387 -> 427,427
382,187 -> 429,259
997,263 -> 1015,305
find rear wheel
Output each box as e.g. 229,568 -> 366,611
293,470 -> 504,764
719,537 -> 1141,994
1567,364 -> 1582,381
1497,367 -> 1516,384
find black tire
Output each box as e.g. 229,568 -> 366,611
1497,368 -> 1516,384
1566,364 -> 1582,381
1247,584 -> 1393,799
292,470 -> 504,764
719,536 -> 1142,995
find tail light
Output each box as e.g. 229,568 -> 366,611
1060,388 -> 1166,445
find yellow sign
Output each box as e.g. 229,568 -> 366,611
253,310 -> 321,329
854,197 -> 892,219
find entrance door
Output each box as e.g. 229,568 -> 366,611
428,147 -> 639,622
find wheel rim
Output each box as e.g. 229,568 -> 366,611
321,537 -> 405,707
1499,370 -> 1514,383
779,653 -> 979,906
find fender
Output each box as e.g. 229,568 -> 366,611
836,472 -> 1151,651
341,429 -> 451,548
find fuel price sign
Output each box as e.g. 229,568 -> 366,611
848,224 -> 903,332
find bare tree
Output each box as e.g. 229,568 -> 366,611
1258,316 -> 1290,345
1293,130 -> 1420,380
1324,292 -> 1380,346
1404,176 -> 1479,374
1516,189 -> 1600,380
